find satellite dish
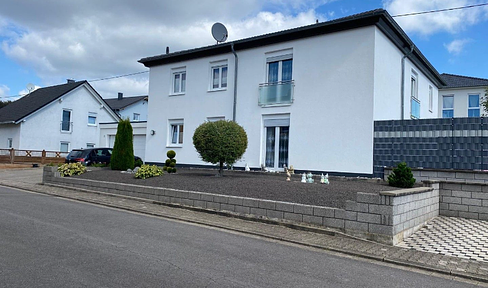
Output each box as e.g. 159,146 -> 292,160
26,83 -> 35,92
211,22 -> 228,43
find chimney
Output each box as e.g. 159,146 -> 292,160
67,79 -> 75,83
118,92 -> 123,100
166,46 -> 170,54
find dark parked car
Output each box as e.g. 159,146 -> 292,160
65,148 -> 142,166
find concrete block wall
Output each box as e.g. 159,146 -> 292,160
385,167 -> 488,183
43,167 -> 438,245
436,180 -> 488,220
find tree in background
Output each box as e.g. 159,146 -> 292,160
110,119 -> 134,170
0,101 -> 12,109
193,120 -> 248,177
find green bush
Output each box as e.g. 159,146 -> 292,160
165,159 -> 171,166
169,162 -> 176,167
162,166 -> 168,171
134,164 -> 163,179
193,120 -> 248,176
58,162 -> 87,177
388,162 -> 416,188
111,119 -> 135,170
167,150 -> 176,159
134,159 -> 143,167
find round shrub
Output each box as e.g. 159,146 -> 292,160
169,162 -> 176,167
388,162 -> 416,188
167,150 -> 176,159
193,120 -> 247,176
162,166 -> 168,171
134,164 -> 163,179
171,159 -> 176,164
165,159 -> 172,166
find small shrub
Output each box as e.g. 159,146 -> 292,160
165,159 -> 171,166
45,162 -> 56,167
162,166 -> 168,171
134,164 -> 163,179
167,150 -> 176,159
169,162 -> 176,167
134,159 -> 143,167
58,162 -> 87,177
163,150 -> 177,173
388,162 -> 416,188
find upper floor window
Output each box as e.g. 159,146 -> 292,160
133,113 -> 140,121
442,95 -> 454,118
267,57 -> 293,83
428,86 -> 433,112
61,109 -> 72,132
468,94 -> 480,117
172,68 -> 186,94
88,112 -> 97,126
211,65 -> 228,90
410,73 -> 419,119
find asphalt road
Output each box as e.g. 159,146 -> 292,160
0,186 -> 480,288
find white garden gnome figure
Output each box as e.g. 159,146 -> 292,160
301,173 -> 306,183
320,173 -> 325,184
284,165 -> 291,181
324,173 -> 330,185
245,164 -> 250,172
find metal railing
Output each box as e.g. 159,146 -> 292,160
258,81 -> 294,106
60,121 -> 73,132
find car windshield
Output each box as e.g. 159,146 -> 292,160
69,150 -> 84,158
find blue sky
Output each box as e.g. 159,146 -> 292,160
0,0 -> 487,100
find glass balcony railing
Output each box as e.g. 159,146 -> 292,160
258,81 -> 294,106
411,97 -> 420,119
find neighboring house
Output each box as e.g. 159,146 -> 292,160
439,73 -> 488,118
0,80 -> 120,152
99,121 -> 147,161
138,9 -> 445,176
104,93 -> 148,121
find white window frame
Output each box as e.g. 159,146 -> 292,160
428,86 -> 433,112
209,62 -> 228,91
266,54 -> 293,84
207,116 -> 225,122
168,119 -> 184,147
133,113 -> 140,121
171,67 -> 186,95
442,95 -> 454,118
61,109 -> 72,133
410,72 -> 420,119
88,112 -> 97,126
60,142 -> 70,153
86,143 -> 95,148
7,138 -> 12,148
468,94 -> 480,117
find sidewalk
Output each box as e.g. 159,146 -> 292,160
1,168 -> 488,284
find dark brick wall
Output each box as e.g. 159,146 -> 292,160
374,117 -> 488,178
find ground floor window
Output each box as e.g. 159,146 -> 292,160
86,143 -> 95,148
7,138 -> 12,148
263,116 -> 290,170
169,119 -> 184,146
60,142 -> 70,152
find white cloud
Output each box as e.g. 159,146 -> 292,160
383,0 -> 488,35
444,38 -> 471,54
0,1 -> 325,96
0,84 -> 10,98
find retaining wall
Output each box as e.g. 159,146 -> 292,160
435,180 -> 488,220
384,167 -> 488,183
43,167 -> 438,245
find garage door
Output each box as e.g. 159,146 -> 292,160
109,135 -> 116,148
133,135 -> 146,161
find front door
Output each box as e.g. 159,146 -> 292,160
265,126 -> 289,170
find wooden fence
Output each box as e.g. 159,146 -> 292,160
0,149 -> 68,164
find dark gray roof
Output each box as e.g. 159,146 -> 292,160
104,95 -> 147,110
0,81 -> 86,124
440,73 -> 488,89
139,9 -> 445,87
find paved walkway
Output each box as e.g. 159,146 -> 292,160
1,168 -> 488,285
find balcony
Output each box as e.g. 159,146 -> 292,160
258,81 -> 294,106
411,97 -> 420,119
60,121 -> 73,133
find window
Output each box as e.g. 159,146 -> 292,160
86,143 -> 95,148
468,94 -> 480,117
410,74 -> 419,119
442,95 -> 454,118
61,109 -> 72,132
88,112 -> 97,125
60,142 -> 70,152
428,86 -> 433,112
267,57 -> 293,83
133,113 -> 140,121
210,65 -> 228,90
7,138 -> 12,148
172,69 -> 186,94
169,120 -> 184,145
207,116 -> 225,122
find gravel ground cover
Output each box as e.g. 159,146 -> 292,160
75,168 -> 403,208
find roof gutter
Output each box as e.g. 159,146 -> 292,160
231,43 -> 238,122
0,121 -> 16,125
401,46 -> 414,120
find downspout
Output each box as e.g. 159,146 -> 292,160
400,46 -> 414,120
231,43 -> 238,122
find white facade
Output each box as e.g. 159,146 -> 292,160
99,121 -> 147,161
438,87 -> 486,118
0,84 -> 119,151
143,22 -> 442,175
116,99 -> 148,121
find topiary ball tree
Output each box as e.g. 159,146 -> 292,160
193,120 -> 248,177
387,162 -> 416,188
110,119 -> 135,170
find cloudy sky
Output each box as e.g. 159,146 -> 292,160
1,0 -> 487,100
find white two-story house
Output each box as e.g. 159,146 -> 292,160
439,73 -> 488,118
0,80 -> 120,152
139,9 -> 445,176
